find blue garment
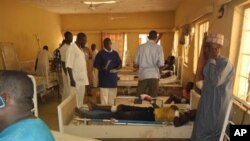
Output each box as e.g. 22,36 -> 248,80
191,57 -> 234,141
0,118 -> 55,141
94,49 -> 121,88
134,40 -> 164,80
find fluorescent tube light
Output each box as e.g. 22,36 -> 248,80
83,0 -> 116,5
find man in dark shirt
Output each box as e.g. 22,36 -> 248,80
94,38 -> 122,105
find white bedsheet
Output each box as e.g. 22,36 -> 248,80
118,75 -> 178,87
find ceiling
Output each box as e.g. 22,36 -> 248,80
20,0 -> 183,14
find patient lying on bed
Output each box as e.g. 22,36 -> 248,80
161,56 -> 175,78
165,82 -> 194,104
76,97 -> 196,127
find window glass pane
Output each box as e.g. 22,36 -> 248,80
184,36 -> 190,65
236,7 -> 250,102
240,55 -> 250,77
194,21 -> 209,73
244,8 -> 250,30
172,31 -> 179,56
139,34 -> 148,44
238,76 -> 249,99
139,34 -> 161,45
123,34 -> 128,66
73,35 -> 77,42
242,31 -> 250,54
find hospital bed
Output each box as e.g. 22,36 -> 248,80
117,57 -> 183,95
0,43 -> 59,101
57,89 -> 200,139
28,75 -> 39,117
20,60 -> 59,101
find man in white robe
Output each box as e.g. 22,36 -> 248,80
191,33 -> 234,141
66,33 -> 89,109
91,43 -> 99,88
35,45 -> 53,84
59,31 -> 73,101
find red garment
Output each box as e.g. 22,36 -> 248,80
182,89 -> 190,100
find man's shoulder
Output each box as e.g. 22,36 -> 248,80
60,44 -> 70,50
139,42 -> 148,47
97,49 -> 105,54
154,43 -> 162,48
1,118 -> 54,141
112,50 -> 119,54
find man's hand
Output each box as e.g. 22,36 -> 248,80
67,68 -> 75,87
110,69 -> 118,73
70,79 -> 76,87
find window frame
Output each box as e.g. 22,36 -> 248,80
193,20 -> 209,74
234,5 -> 250,101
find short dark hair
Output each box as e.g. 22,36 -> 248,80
91,43 -> 96,50
77,32 -> 86,41
103,38 -> 111,47
43,45 -> 48,51
0,71 -> 33,110
148,30 -> 158,40
64,31 -> 72,38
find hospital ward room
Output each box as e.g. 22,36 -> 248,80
1,0 -> 250,141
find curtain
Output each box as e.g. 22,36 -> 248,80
102,32 -> 125,61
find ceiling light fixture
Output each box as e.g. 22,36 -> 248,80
83,0 -> 117,5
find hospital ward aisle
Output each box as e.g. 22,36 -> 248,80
38,88 -> 190,141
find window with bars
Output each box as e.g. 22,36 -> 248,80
193,21 -> 209,73
235,7 -> 250,101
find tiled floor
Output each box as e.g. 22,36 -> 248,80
38,87 -> 190,141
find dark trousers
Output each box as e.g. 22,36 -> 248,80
115,105 -> 155,121
136,78 -> 159,98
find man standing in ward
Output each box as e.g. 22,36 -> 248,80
134,30 -> 165,103
66,32 -> 89,109
191,33 -> 234,141
91,43 -> 99,88
94,38 -> 122,105
35,45 -> 53,86
59,31 -> 73,101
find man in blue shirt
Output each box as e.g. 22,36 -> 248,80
191,33 -> 234,141
94,38 -> 122,105
134,30 -> 165,103
0,70 -> 55,141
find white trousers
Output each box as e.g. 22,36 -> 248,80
100,88 -> 117,105
61,72 -> 70,101
71,85 -> 86,108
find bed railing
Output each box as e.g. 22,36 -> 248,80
220,95 -> 250,141
28,75 -> 39,117
57,93 -> 77,133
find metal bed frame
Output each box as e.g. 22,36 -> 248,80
57,89 -> 200,139
219,95 -> 250,141
117,57 -> 183,95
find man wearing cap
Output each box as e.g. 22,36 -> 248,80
134,30 -> 165,103
191,33 -> 234,141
